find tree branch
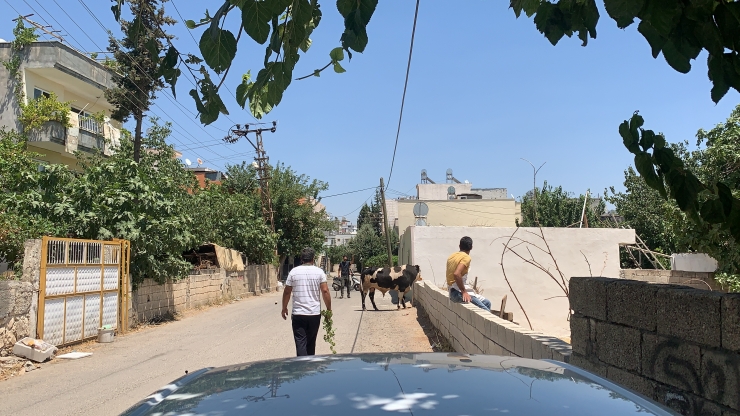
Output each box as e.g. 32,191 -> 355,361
296,61 -> 331,80
499,227 -> 534,330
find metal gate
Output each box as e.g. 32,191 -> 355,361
37,237 -> 130,346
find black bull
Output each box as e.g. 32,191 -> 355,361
360,265 -> 422,310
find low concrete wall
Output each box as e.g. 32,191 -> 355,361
129,265 -> 278,325
569,277 -> 740,415
414,280 -> 572,362
1,240 -> 42,355
620,269 -> 725,291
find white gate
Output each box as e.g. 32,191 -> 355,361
37,237 -> 130,346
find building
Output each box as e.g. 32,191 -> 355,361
187,167 -> 227,188
323,217 -> 357,247
388,169 -> 519,233
0,41 -> 122,168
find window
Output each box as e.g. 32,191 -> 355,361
33,88 -> 51,100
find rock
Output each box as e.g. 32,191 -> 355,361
23,361 -> 35,372
7,318 -> 14,330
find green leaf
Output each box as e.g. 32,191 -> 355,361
708,54 -> 731,103
236,82 -> 249,108
329,47 -> 344,62
272,62 -> 292,90
534,4 -> 566,46
634,152 -> 665,196
639,129 -> 655,151
333,62 -> 346,73
637,20 -> 666,58
700,198 -> 726,223
128,17 -> 143,46
199,28 -> 238,73
510,0 -> 541,18
145,38 -> 160,65
299,37 -> 312,53
603,0 -> 643,29
653,133 -> 666,150
313,69 -> 321,77
641,0 -> 684,36
185,20 -> 197,29
715,4 -> 740,50
620,120 -> 640,153
661,39 -> 692,73
716,182 -> 734,217
337,0 -> 354,17
189,89 -> 206,114
291,0 -> 313,25
629,113 -> 643,145
242,0 -> 272,44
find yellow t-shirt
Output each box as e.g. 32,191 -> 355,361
446,252 -> 471,287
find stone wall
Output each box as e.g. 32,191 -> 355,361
414,280 -> 572,362
129,265 -> 278,325
620,269 -> 725,292
569,277 -> 740,415
0,240 -> 41,355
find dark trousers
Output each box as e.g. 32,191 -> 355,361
340,274 -> 351,296
291,314 -> 321,356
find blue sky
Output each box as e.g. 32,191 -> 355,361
2,0 -> 738,220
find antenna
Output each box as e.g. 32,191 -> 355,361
12,15 -> 65,43
185,159 -> 192,167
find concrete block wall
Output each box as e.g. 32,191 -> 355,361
414,280 -> 572,362
570,277 -> 740,415
1,240 -> 42,354
620,269 -> 725,292
129,265 -> 279,326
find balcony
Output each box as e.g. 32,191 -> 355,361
24,111 -> 120,158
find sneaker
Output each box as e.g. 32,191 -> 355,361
340,295 -> 344,299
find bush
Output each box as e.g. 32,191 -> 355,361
364,254 -> 398,268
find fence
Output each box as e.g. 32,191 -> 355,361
38,237 -> 130,346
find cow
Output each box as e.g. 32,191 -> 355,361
360,265 -> 422,311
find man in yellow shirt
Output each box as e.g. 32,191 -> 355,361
446,236 -> 492,311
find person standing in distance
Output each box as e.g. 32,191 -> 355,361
446,236 -> 492,312
282,247 -> 332,356
338,255 -> 352,299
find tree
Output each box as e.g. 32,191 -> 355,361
64,120 -> 197,283
606,166 -> 678,256
270,163 -> 333,265
105,0 -> 177,162
518,181 -> 605,227
346,223 -> 385,264
356,190 -> 382,236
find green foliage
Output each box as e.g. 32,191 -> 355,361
321,309 -> 336,354
106,0 -> 177,162
1,18 -> 39,77
364,254 -> 398,268
345,223 -> 384,263
271,163 -> 333,258
356,190 -> 382,236
510,0 -> 740,103
616,105 -> 740,274
0,129 -> 62,267
518,181 -> 605,227
18,92 -> 72,132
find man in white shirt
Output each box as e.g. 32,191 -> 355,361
281,247 -> 332,356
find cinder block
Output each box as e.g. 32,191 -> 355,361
504,326 -> 516,353
473,327 -> 486,351
653,383 -> 715,416
516,332 -> 533,359
552,348 -> 571,363
569,277 -> 612,321
570,353 -> 607,377
483,318 -> 494,341
487,339 -> 504,355
471,310 -> 486,331
657,286 -> 722,348
701,348 -> 740,411
595,321 -> 641,372
722,293 -> 740,353
607,280 -> 658,331
570,314 -> 591,356
642,333 -> 701,394
607,366 -> 655,399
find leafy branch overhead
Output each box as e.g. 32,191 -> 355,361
120,0 -> 377,124
510,0 -> 740,103
620,112 -> 740,243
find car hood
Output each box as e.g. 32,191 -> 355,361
122,353 -> 677,416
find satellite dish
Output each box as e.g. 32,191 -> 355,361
197,158 -> 203,166
464,180 -> 469,184
412,202 -> 429,216
415,218 -> 427,226
448,186 -> 456,194
185,159 -> 192,167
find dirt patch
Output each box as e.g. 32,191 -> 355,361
415,305 -> 454,352
351,294 -> 436,353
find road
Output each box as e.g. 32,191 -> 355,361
0,289 -> 433,416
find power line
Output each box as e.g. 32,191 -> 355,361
386,0 -> 420,190
320,186 -> 378,199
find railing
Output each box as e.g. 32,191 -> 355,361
79,115 -> 103,135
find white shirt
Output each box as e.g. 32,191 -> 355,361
451,274 -> 486,301
285,265 -> 327,316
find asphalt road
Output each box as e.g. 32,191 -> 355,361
0,289 -> 433,416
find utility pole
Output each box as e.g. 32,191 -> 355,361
379,177 -> 394,268
520,158 -> 546,225
225,122 -> 277,233
12,15 -> 65,43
